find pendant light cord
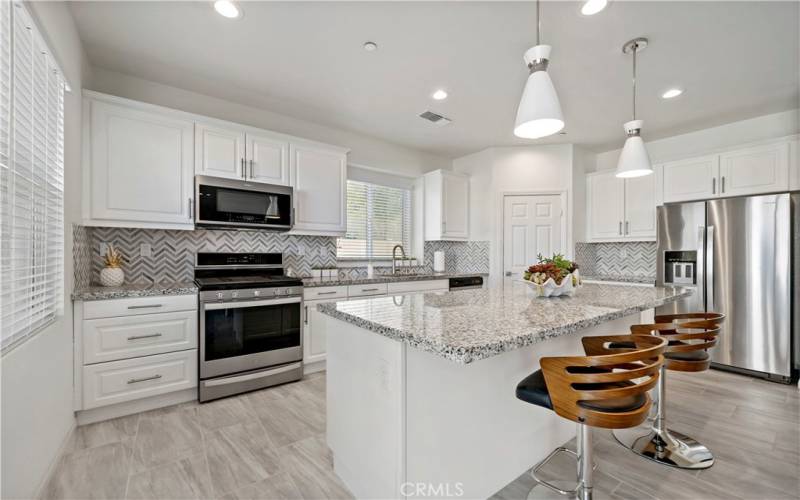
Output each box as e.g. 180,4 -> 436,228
536,0 -> 541,46
632,42 -> 637,121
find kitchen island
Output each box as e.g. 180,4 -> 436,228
318,281 -> 690,499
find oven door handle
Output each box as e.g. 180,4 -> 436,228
203,362 -> 303,387
203,297 -> 302,310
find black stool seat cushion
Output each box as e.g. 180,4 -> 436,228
516,368 -> 647,414
665,350 -> 709,361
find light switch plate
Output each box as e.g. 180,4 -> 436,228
140,243 -> 152,258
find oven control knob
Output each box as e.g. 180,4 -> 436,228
231,291 -> 238,298
216,292 -> 223,299
253,290 -> 261,297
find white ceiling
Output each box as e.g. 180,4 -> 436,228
68,1 -> 799,158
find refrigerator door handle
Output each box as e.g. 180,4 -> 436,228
706,225 -> 715,312
697,225 -> 706,309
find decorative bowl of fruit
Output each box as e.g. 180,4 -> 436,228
521,254 -> 581,298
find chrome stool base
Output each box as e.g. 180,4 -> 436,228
526,424 -> 596,500
612,425 -> 714,470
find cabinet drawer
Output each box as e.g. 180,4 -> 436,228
387,280 -> 449,294
83,310 -> 198,364
83,294 -> 197,320
348,283 -> 388,298
82,350 -> 197,410
303,286 -> 348,301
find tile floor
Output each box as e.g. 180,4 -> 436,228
42,369 -> 799,499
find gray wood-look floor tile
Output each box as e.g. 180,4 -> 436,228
221,472 -> 303,500
42,369 -> 798,500
205,420 -> 283,497
41,442 -> 131,500
125,452 -> 214,500
129,405 -> 204,474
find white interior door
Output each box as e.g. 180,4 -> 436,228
503,195 -> 563,278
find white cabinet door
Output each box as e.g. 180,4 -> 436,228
442,172 -> 469,239
88,99 -> 194,227
195,122 -> 245,180
719,142 -> 790,197
304,299 -> 334,365
662,155 -> 719,203
624,174 -> 656,239
290,142 -> 347,235
246,132 -> 289,185
586,171 -> 624,240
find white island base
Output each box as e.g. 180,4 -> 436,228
325,311 -> 653,500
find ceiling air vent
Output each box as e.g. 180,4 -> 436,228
419,110 -> 452,127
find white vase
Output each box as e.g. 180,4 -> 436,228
100,266 -> 124,287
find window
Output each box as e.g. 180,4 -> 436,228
0,1 -> 66,351
337,180 -> 411,260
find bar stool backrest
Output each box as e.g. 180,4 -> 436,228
631,312 -> 724,372
540,335 -> 667,429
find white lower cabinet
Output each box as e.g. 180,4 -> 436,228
74,294 -> 198,418
82,350 -> 197,410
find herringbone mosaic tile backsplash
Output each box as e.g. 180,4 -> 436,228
574,241 -> 656,279
74,225 -> 490,286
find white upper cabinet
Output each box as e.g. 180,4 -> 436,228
290,142 -> 348,236
662,139 -> 794,203
424,169 -> 469,241
718,142 -> 789,197
83,94 -> 195,229
662,155 -> 719,203
194,123 -> 245,180
246,132 -> 289,185
586,171 -> 625,240
586,170 -> 655,241
624,173 -> 657,238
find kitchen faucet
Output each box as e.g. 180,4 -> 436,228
392,244 -> 406,275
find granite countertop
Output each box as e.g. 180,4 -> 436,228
581,274 -> 656,285
301,272 -> 488,288
72,282 -> 199,301
317,281 -> 691,364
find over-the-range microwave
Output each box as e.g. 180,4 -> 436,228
195,175 -> 293,230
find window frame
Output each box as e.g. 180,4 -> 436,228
336,179 -> 412,262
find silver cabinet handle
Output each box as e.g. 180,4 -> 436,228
361,288 -> 380,292
250,159 -> 254,179
721,176 -> 725,193
619,221 -> 622,235
127,374 -> 162,384
712,177 -> 716,194
127,333 -> 162,341
317,291 -> 338,295
188,198 -> 193,220
127,304 -> 163,310
442,221 -> 446,234
625,221 -> 629,235
304,305 -> 308,326
241,157 -> 246,179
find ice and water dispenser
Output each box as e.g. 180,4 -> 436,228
663,250 -> 696,285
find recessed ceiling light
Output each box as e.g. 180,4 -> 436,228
662,88 -> 683,99
581,0 -> 608,16
213,0 -> 241,19
363,41 -> 378,52
432,89 -> 448,100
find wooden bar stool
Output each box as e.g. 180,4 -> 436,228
516,334 -> 667,500
612,312 -> 724,470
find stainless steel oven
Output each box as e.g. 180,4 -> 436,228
195,175 -> 293,230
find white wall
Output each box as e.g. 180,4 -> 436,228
87,67 -> 450,177
453,144 -> 576,279
1,2 -> 89,498
593,109 -> 800,172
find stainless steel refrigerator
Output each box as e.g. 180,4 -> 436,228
656,193 -> 798,383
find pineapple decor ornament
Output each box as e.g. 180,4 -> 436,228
99,244 -> 125,287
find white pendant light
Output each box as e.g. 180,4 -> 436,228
616,37 -> 653,178
514,0 -> 565,139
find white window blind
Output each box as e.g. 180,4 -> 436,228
337,180 -> 411,260
0,1 -> 66,352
